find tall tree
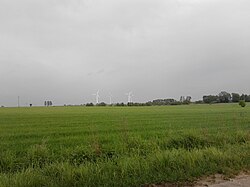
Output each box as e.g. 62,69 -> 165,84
203,95 -> 219,104
180,96 -> 185,102
240,94 -> 246,100
218,91 -> 231,103
186,96 -> 192,102
232,93 -> 240,102
245,95 -> 250,102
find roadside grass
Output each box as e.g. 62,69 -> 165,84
0,104 -> 249,186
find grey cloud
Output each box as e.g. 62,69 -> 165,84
1,0 -> 250,106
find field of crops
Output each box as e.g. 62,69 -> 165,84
0,104 -> 250,187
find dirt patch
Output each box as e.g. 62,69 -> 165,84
143,182 -> 193,187
195,173 -> 250,187
143,172 -> 250,187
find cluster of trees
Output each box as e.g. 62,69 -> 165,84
203,91 -> 250,104
180,96 -> 192,104
237,94 -> 250,102
86,102 -> 108,106
44,101 -> 53,107
146,99 -> 180,106
96,102 -> 107,106
114,103 -> 126,106
127,102 -> 151,106
146,96 -> 192,106
86,103 -> 94,106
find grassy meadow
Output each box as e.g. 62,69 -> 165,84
0,104 -> 250,186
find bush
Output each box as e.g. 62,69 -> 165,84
239,100 -> 246,107
96,102 -> 107,106
86,103 -> 94,107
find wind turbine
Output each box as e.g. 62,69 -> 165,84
109,93 -> 112,105
18,96 -> 20,107
130,93 -> 134,103
126,91 -> 133,103
92,90 -> 100,104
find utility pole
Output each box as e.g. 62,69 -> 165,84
18,96 -> 20,107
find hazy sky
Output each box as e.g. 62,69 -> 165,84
1,0 -> 250,106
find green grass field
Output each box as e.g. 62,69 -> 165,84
0,104 -> 250,186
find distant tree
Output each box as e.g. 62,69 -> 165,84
49,101 -> 53,106
203,95 -> 219,104
239,94 -> 250,102
86,103 -> 94,106
232,93 -> 240,103
30,104 -> 32,107
115,102 -> 125,106
151,99 -> 177,105
195,100 -> 203,104
180,96 -> 185,103
218,91 -> 231,103
240,94 -> 246,101
127,102 -> 133,106
46,101 -> 50,106
239,100 -> 246,107
146,102 -> 152,106
185,96 -> 192,103
97,102 -> 107,106
44,101 -> 47,107
246,95 -> 250,102
182,100 -> 190,105
170,101 -> 182,105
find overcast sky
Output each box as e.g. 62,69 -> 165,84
1,0 -> 250,106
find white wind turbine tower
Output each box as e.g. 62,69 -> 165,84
109,93 -> 112,105
130,92 -> 134,103
126,91 -> 133,103
92,90 -> 100,104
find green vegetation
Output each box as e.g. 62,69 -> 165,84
0,104 -> 249,186
239,100 -> 246,107
203,91 -> 250,104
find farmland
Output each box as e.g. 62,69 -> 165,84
0,104 -> 250,187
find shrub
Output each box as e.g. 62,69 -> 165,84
86,103 -> 94,106
239,100 -> 246,107
96,102 -> 107,106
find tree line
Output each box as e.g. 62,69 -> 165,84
202,91 -> 250,104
